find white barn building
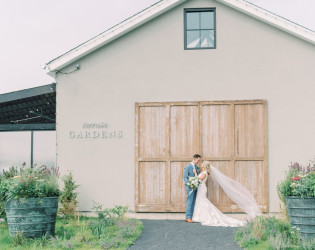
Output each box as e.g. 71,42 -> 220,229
44,0 -> 315,214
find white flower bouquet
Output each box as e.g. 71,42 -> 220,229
185,176 -> 202,195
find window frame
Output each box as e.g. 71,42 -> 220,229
184,8 -> 216,50
0,130 -> 56,169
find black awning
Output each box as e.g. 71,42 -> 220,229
0,84 -> 56,131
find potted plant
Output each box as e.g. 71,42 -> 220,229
0,165 -> 60,238
277,161 -> 315,238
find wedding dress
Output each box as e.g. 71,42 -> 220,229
192,166 -> 261,227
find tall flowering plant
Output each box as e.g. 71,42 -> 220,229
0,165 -> 60,202
277,162 -> 315,199
185,176 -> 202,195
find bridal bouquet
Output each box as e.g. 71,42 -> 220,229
185,176 -> 202,195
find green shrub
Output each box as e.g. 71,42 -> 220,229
0,180 -> 5,220
277,162 -> 315,199
59,171 -> 79,217
300,237 -> 315,250
235,216 -> 300,248
1,214 -> 143,249
75,221 -> 93,243
235,216 -> 315,249
0,166 -> 20,219
0,166 -> 60,201
88,219 -> 106,240
268,232 -> 291,250
118,220 -> 139,238
99,234 -> 125,249
88,203 -> 129,239
0,203 -> 4,220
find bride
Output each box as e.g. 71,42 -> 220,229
192,161 -> 261,227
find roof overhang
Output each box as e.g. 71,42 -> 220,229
44,0 -> 186,76
217,0 -> 315,45
0,84 -> 56,104
0,84 -> 56,130
44,0 -> 315,75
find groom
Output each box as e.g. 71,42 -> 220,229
183,154 -> 201,223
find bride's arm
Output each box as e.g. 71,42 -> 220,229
198,172 -> 206,181
193,169 -> 206,181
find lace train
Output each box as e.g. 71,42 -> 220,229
192,171 -> 246,227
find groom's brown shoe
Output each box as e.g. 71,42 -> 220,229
185,218 -> 194,223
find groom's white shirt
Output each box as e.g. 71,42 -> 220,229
191,162 -> 196,171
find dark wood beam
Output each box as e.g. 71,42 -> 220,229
0,124 -> 55,131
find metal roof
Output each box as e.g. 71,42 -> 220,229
0,84 -> 56,130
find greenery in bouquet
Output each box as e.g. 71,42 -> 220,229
0,165 -> 60,202
277,162 -> 315,199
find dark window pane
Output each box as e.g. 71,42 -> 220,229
187,30 -> 200,48
187,12 -> 200,29
200,30 -> 215,48
200,11 -> 214,29
185,9 -> 215,49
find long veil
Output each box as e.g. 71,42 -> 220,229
210,165 -> 262,219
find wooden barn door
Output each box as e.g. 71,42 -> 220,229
202,101 -> 268,212
135,100 -> 267,212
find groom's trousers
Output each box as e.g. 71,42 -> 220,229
185,187 -> 197,219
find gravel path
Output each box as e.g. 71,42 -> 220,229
129,220 -> 242,250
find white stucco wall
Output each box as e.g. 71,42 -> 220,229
55,0 -> 315,212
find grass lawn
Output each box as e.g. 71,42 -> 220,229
247,241 -> 269,249
0,216 -> 143,249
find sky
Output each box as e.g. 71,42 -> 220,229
0,0 -> 314,95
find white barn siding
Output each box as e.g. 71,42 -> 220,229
56,0 -> 315,212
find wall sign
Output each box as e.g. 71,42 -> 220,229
69,122 -> 123,139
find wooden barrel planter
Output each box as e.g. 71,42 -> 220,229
5,197 -> 58,238
285,196 -> 315,238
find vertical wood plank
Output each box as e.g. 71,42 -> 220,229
235,104 -> 264,157
170,105 -> 199,158
199,103 -> 202,157
231,103 -> 235,210
139,106 -> 167,158
234,161 -> 264,205
139,162 -> 166,204
135,103 -> 139,210
170,161 -> 190,204
208,161 -> 234,207
202,104 -> 231,157
263,101 -> 268,211
165,105 -> 171,206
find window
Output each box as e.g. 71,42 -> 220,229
184,8 -> 216,49
0,132 -> 31,169
33,131 -> 56,168
0,131 -> 56,170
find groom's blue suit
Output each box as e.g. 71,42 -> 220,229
183,162 -> 199,219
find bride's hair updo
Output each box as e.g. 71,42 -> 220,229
202,161 -> 211,174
